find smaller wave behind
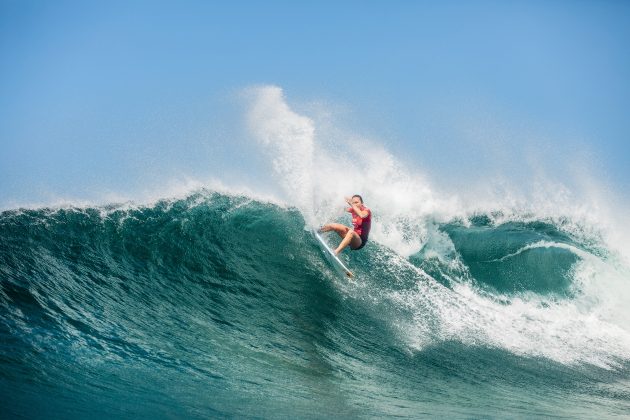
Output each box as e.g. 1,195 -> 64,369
434,220 -> 583,296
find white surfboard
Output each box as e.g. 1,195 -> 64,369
312,229 -> 354,278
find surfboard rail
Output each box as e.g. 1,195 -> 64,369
312,229 -> 354,278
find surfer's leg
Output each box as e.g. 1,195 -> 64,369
334,230 -> 361,255
320,223 -> 350,239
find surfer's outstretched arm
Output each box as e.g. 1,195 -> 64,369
345,196 -> 369,218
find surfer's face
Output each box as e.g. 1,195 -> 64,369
351,197 -> 362,206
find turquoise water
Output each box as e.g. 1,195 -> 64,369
2,191 -> 630,418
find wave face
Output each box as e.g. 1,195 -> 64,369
2,190 -> 630,418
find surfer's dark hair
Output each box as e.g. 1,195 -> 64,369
352,194 -> 363,203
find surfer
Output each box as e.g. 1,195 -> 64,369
320,195 -> 372,255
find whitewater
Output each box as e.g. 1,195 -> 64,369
2,86 -> 630,418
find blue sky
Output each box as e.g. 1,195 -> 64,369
1,0 -> 629,206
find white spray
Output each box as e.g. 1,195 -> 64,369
245,85 -> 630,368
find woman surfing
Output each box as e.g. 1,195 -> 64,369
320,195 -> 372,256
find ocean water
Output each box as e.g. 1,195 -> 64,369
2,191 -> 630,419
2,86 -> 630,418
